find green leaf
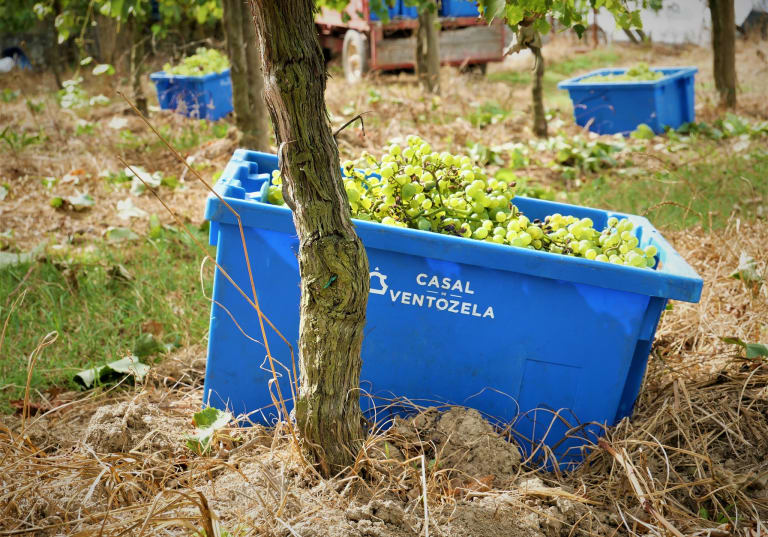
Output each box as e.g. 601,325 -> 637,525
92,63 -> 115,76
74,355 -> 150,389
631,123 -> 655,140
533,17 -> 550,35
105,227 -> 140,243
148,214 -> 163,239
50,196 -> 63,208
573,24 -> 586,39
504,5 -> 524,25
66,192 -> 95,211
481,0 -> 506,23
80,56 -> 93,66
721,337 -> 768,359
186,407 -> 233,455
699,507 -> 709,520
746,343 -> 768,359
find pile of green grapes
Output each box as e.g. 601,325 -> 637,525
163,47 -> 229,76
265,136 -> 657,269
582,62 -> 664,83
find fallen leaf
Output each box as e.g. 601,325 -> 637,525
74,355 -> 150,389
65,192 -> 94,211
107,116 -> 129,130
116,198 -> 148,220
125,166 -> 162,195
105,227 -> 139,243
721,337 -> 768,359
732,252 -> 762,284
186,407 -> 233,455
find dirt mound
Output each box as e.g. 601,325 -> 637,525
389,407 -> 522,481
83,398 -> 182,453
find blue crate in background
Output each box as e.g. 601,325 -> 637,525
149,69 -> 233,121
558,66 -> 697,135
400,1 -> 419,18
203,150 -> 702,468
440,0 -> 480,17
369,1 -> 399,20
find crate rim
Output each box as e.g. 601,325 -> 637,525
205,169 -> 703,304
149,68 -> 231,82
558,66 -> 698,90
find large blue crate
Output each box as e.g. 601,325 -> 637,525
371,1 -> 419,19
558,67 -> 697,135
369,1 -> 399,20
203,151 -> 702,466
149,69 -> 233,121
440,0 -> 480,17
400,1 -> 419,18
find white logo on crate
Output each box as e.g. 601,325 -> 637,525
369,268 -> 389,295
368,268 -> 495,319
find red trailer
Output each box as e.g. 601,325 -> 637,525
316,0 -> 506,82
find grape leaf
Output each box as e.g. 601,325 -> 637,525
117,198 -> 148,220
74,355 -> 150,388
92,63 -> 115,76
482,0 -> 506,23
185,407 -> 233,455
105,227 -> 140,243
721,337 -> 768,359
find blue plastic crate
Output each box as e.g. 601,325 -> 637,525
440,0 -> 479,17
149,69 -> 233,121
558,67 -> 697,135
399,1 -> 419,18
203,151 -> 702,467
369,1 -> 399,20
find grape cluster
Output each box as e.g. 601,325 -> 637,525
265,136 -> 657,269
582,62 -> 663,83
163,47 -> 230,76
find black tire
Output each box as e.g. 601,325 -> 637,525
342,30 -> 369,83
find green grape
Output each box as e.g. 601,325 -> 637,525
582,63 -> 664,83
261,135 -> 658,269
164,47 -> 230,76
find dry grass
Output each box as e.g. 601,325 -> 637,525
1,215 -> 766,536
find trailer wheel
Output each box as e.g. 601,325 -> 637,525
342,30 -> 369,83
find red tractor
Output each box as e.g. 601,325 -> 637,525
316,0 -> 506,82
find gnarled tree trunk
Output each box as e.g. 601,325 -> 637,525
708,0 -> 737,108
130,21 -> 148,116
248,0 -> 368,476
531,46 -> 547,137
224,0 -> 270,150
416,2 -> 440,94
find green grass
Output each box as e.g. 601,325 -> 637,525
0,226 -> 214,410
569,148 -> 768,230
487,48 -> 621,111
488,48 -> 621,86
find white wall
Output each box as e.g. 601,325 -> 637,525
596,0 -> 766,46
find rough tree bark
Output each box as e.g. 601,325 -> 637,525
248,0 -> 368,476
416,2 -> 440,94
531,46 -> 547,137
708,0 -> 737,108
224,0 -> 270,150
